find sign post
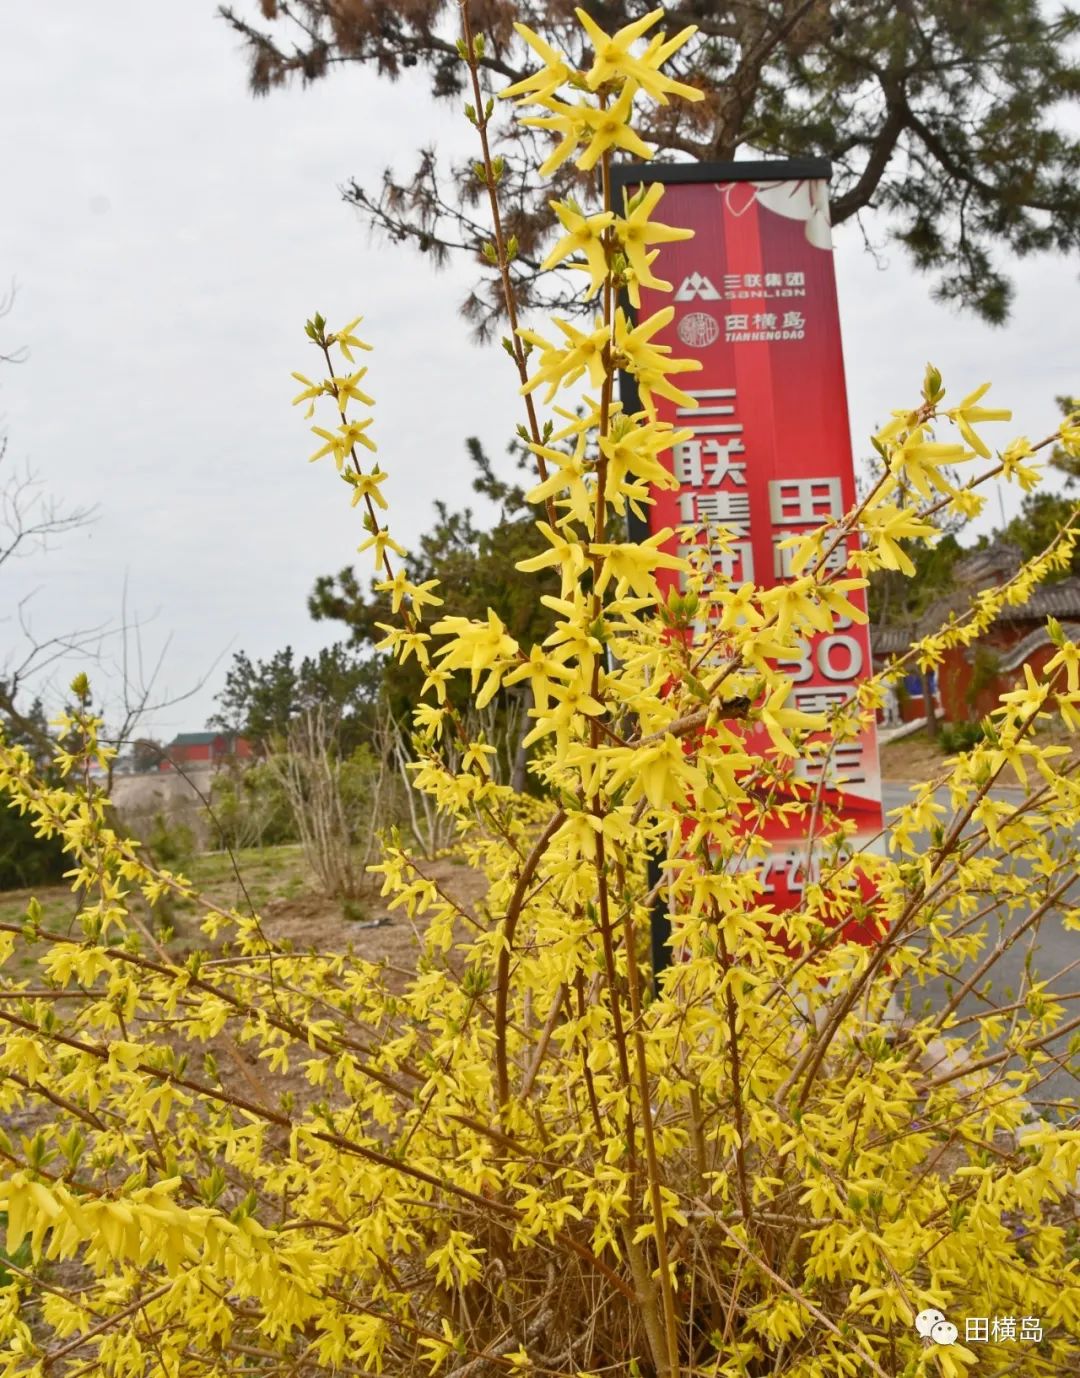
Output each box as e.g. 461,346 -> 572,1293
613,159 -> 883,976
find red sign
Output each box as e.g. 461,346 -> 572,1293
614,161 -> 883,918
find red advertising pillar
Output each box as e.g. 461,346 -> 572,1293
613,160 -> 883,962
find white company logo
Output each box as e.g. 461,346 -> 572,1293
674,272 -> 721,302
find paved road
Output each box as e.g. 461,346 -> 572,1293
880,783 -> 1079,1109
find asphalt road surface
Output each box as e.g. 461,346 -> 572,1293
880,782 -> 1079,1111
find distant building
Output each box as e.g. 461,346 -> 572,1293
871,543 -> 1080,723
159,731 -> 254,771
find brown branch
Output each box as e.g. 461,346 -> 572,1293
710,1217 -> 893,1378
458,7 -> 556,526
493,807 -> 565,1108
42,1285 -> 172,1371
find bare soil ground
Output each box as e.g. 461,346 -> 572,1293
0,845 -> 487,984
236,853 -> 489,981
0,845 -> 488,1150
879,719 -> 1079,784
879,732 -> 959,784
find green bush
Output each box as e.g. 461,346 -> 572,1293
965,642 -> 1002,706
206,760 -> 296,850
0,706 -> 69,891
0,798 -> 67,891
146,810 -> 196,868
939,719 -> 987,752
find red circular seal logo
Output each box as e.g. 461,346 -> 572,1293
677,311 -> 719,348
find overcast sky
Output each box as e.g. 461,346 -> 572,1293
2,3 -> 1076,741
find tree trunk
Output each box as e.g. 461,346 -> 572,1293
511,685 -> 532,794
920,668 -> 938,740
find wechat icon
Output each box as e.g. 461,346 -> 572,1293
915,1310 -> 958,1346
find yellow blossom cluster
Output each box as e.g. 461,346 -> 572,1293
0,9 -> 1078,1378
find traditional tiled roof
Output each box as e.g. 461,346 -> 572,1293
994,576 -> 1080,620
950,542 -> 1024,586
994,619 -> 1080,673
869,625 -> 910,655
169,731 -> 228,746
870,545 -> 1080,657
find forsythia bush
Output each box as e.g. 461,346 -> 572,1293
2,9 -> 1080,1376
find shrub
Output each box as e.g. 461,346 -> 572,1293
0,706 -> 67,892
0,789 -> 66,891
206,758 -> 296,850
965,644 -> 1002,708
938,720 -> 986,753
1,13 -> 1078,1378
145,810 -> 197,869
263,708 -> 385,897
